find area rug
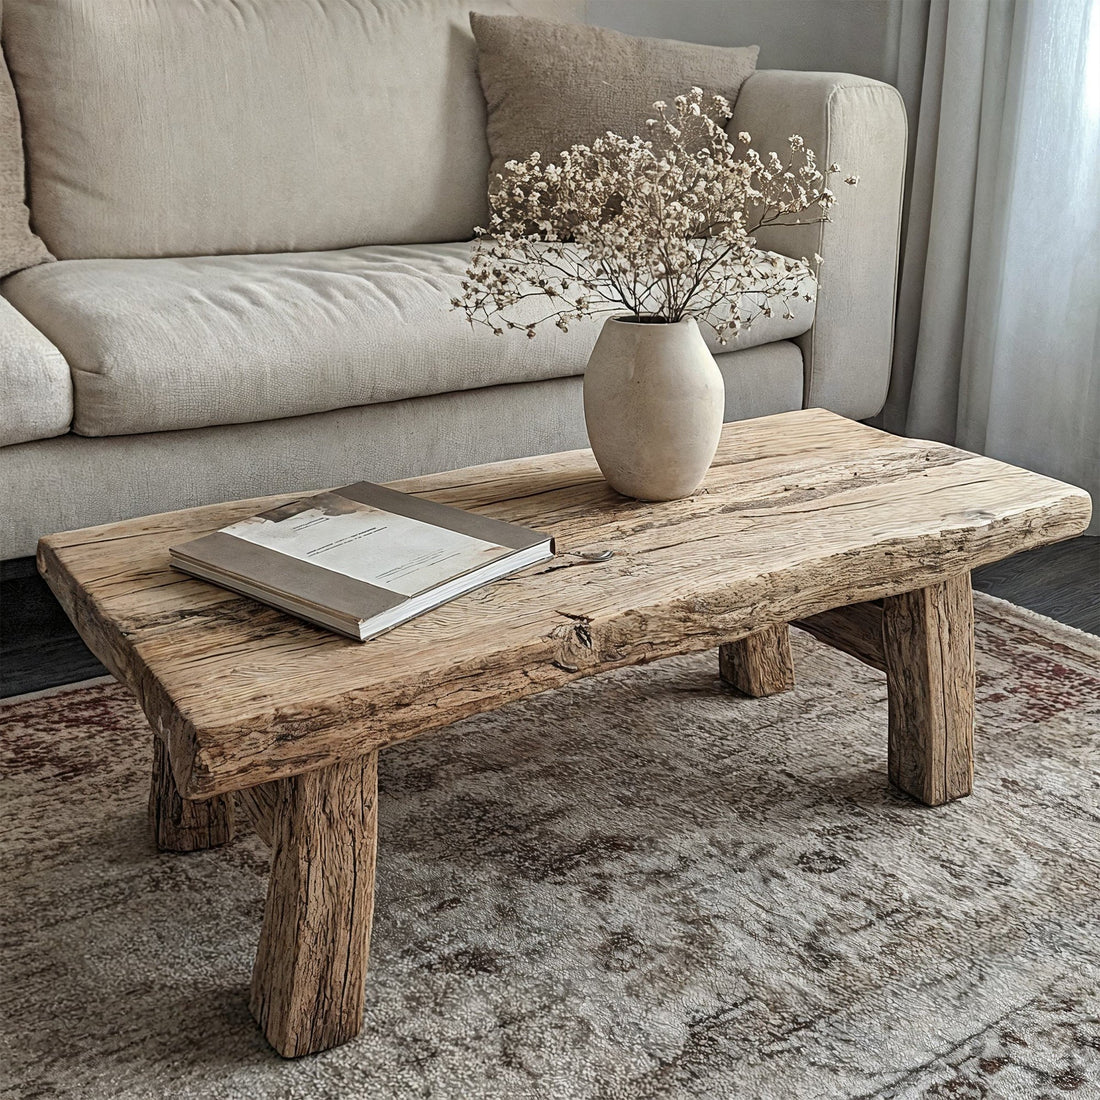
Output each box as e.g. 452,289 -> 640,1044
1,593 -> 1098,1100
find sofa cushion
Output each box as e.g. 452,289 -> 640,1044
0,296 -> 70,446
0,0 -> 582,260
0,0 -> 51,277
471,14 -> 758,188
1,242 -> 815,438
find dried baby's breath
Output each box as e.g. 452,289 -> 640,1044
453,87 -> 856,343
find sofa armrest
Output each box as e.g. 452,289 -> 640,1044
731,71 -> 906,419
0,295 -> 71,447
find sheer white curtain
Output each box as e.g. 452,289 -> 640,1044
884,0 -> 1100,531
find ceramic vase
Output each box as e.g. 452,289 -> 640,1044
582,315 -> 725,501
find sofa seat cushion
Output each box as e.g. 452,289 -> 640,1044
1,242 -> 815,438
0,296 -> 70,446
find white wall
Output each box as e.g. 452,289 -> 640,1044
586,0 -> 899,83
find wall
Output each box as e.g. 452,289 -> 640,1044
586,0 -> 899,83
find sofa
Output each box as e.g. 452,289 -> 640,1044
0,0 -> 906,564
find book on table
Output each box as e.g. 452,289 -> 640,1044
168,482 -> 554,640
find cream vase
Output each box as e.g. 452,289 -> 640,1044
582,316 -> 725,501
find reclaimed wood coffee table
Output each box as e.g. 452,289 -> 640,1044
38,409 -> 1091,1057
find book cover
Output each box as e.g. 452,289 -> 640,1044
170,482 -> 553,639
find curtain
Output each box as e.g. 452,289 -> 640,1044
884,0 -> 1100,532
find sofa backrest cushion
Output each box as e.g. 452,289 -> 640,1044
1,0 -> 580,260
0,0 -> 51,276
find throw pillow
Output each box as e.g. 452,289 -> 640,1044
0,1 -> 51,277
470,13 -> 758,189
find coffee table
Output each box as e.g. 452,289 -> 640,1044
38,409 -> 1091,1057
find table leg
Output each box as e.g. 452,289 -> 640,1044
719,624 -> 795,696
249,752 -> 378,1058
882,573 -> 975,806
149,736 -> 234,851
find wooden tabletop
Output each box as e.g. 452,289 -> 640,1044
39,409 -> 1091,800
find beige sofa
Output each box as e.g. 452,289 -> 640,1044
0,0 -> 906,562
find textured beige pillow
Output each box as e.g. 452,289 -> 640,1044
0,1 -> 50,278
470,14 -> 758,188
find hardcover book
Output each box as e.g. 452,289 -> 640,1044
169,482 -> 554,640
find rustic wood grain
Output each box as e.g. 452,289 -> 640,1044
796,601 -> 887,672
719,625 -> 795,696
249,753 -> 378,1058
237,784 -> 278,848
148,736 -> 234,851
882,574 -> 976,805
37,409 -> 1092,799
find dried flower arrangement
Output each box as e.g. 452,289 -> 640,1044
453,87 -> 857,345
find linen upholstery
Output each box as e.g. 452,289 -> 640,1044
731,71 -> 907,420
0,0 -> 581,260
0,295 -> 70,447
0,0 -> 50,277
471,13 -> 758,185
2,243 -> 815,438
0,342 -> 803,559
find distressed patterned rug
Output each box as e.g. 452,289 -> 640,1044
1,593 -> 1098,1100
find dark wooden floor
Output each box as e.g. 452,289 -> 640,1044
2,536 -> 1096,699
1,556 -> 110,696
971,534 -> 1099,631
